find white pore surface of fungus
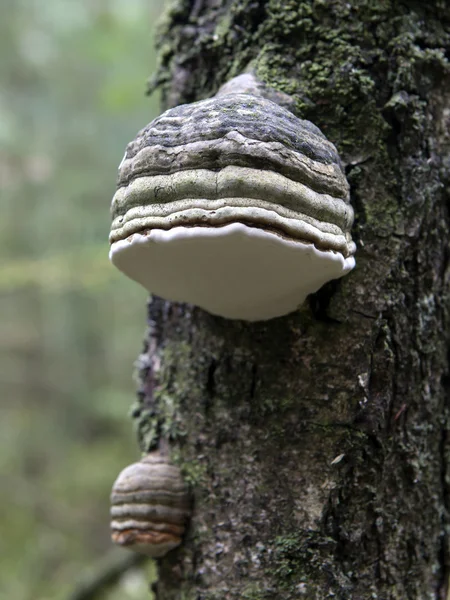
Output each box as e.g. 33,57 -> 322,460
110,223 -> 355,321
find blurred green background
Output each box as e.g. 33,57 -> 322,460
0,1 -> 164,598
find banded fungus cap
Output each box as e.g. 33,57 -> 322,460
110,452 -> 191,557
109,77 -> 356,321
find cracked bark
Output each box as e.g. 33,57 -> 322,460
128,1 -> 450,598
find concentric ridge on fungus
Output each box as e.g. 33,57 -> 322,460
110,453 -> 191,557
110,93 -> 354,257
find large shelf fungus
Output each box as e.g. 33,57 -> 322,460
109,76 -> 356,321
110,452 -> 191,557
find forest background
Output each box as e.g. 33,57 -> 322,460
0,1 -> 165,598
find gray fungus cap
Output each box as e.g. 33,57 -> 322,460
109,90 -> 355,321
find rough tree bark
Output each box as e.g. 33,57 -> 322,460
129,1 -> 450,598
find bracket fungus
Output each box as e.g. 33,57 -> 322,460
109,75 -> 356,320
110,452 -> 191,557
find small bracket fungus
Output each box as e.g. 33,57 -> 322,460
109,75 -> 356,321
110,452 -> 191,557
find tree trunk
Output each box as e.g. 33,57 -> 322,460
131,1 -> 450,598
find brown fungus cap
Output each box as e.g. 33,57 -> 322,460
110,453 -> 191,557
